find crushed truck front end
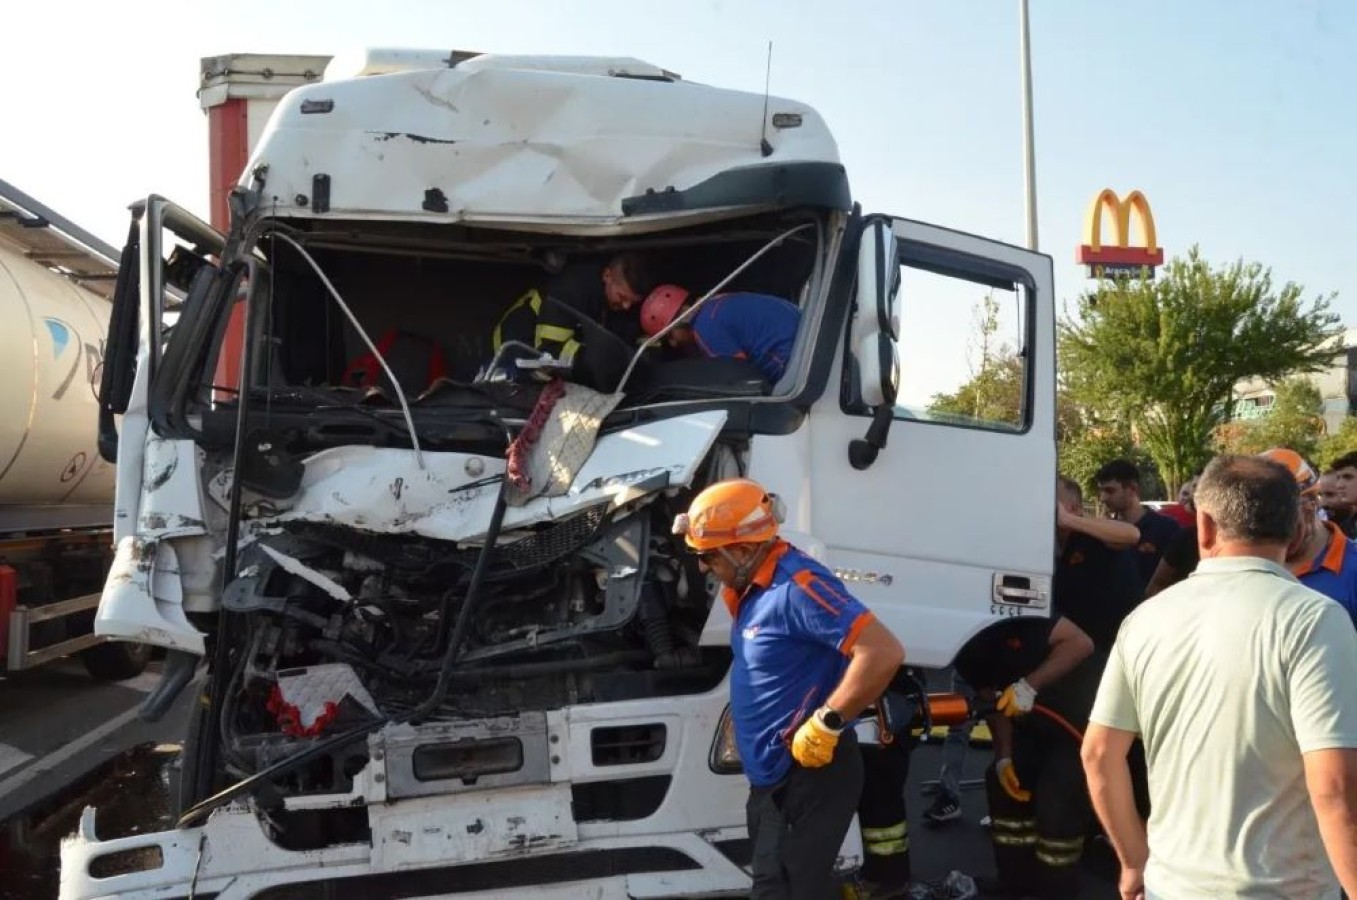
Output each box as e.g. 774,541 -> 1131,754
62,51 -> 867,899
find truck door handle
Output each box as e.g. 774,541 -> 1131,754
992,574 -> 1049,606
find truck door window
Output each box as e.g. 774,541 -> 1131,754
894,265 -> 1030,433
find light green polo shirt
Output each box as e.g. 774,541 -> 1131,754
1091,556 -> 1357,899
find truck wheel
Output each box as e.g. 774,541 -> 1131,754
81,640 -> 153,681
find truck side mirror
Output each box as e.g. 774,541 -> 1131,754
847,219 -> 901,470
97,221 -> 142,463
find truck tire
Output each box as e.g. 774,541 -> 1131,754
81,640 -> 153,681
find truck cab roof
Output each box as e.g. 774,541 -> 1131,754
245,49 -> 848,233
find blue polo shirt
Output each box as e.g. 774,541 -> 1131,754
691,292 -> 801,383
1293,521 -> 1357,628
726,541 -> 875,788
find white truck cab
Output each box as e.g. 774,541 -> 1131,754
61,49 -> 1056,899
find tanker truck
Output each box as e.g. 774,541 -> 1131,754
0,178 -> 150,680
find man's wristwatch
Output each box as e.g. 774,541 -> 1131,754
817,707 -> 846,732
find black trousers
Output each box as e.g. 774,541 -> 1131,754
747,730 -> 864,900
985,722 -> 1091,900
857,739 -> 913,886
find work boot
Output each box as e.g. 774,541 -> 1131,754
923,791 -> 962,825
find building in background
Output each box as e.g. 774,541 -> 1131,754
1232,327 -> 1357,433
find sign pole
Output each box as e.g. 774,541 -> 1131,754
1020,0 -> 1039,251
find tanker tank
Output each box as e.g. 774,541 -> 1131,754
0,239 -> 114,518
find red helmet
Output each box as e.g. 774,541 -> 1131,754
640,285 -> 690,336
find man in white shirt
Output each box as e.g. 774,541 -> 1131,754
1081,454 -> 1357,900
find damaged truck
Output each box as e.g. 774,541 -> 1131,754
60,49 -> 1057,899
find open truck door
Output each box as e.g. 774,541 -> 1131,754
96,197 -> 226,664
805,216 -> 1057,667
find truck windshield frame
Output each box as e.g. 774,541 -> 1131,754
148,207 -> 839,452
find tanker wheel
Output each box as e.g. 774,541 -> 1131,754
81,640 -> 153,681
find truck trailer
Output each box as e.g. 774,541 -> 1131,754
0,179 -> 150,680
60,49 -> 1057,898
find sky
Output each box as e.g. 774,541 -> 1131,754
4,0 -> 1354,399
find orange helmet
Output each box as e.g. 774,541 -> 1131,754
640,284 -> 690,336
1258,447 -> 1320,495
672,478 -> 784,552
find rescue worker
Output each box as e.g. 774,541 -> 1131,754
954,614 -> 1098,900
852,675 -> 978,899
1054,477 -> 1142,652
672,478 -> 905,899
639,284 -> 801,383
491,252 -> 654,387
1094,459 -> 1181,590
1264,447 -> 1357,626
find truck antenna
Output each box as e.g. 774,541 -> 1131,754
759,41 -> 774,157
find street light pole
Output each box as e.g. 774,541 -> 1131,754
1019,0 -> 1038,251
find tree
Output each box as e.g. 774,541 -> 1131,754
929,294 -> 1024,426
1317,417 -> 1357,470
1215,377 -> 1326,459
1059,423 -> 1153,497
1059,246 -> 1340,492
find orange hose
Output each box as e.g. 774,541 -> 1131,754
1032,703 -> 1084,743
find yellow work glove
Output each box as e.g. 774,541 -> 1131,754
997,678 -> 1037,718
995,757 -> 1032,802
791,711 -> 840,768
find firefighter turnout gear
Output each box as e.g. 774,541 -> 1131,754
492,288 -> 583,364
855,704 -> 915,888
955,617 -> 1101,899
984,735 -> 1089,899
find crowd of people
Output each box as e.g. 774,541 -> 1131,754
543,251 -> 1357,899
679,449 -> 1357,900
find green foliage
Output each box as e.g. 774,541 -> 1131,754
929,294 -> 1084,436
929,354 -> 1024,425
1317,416 -> 1357,470
1059,246 -> 1340,491
929,294 -> 1024,428
1215,377 -> 1326,459
1059,424 -> 1146,495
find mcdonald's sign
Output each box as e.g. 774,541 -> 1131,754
1076,188 -> 1164,279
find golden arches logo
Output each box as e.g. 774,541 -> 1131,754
1076,188 -> 1164,271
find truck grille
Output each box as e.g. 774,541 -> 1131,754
590,723 -> 667,766
496,505 -> 607,570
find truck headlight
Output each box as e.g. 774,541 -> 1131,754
709,705 -> 743,774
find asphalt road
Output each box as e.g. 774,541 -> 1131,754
0,658 -> 194,899
905,740 -> 1120,898
0,659 -> 1119,899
